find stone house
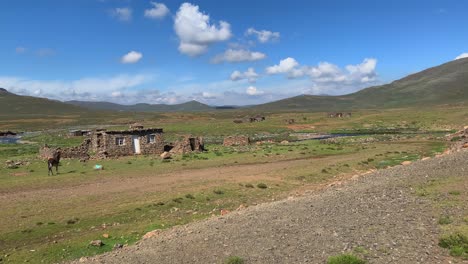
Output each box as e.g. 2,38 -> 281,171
91,128 -> 164,157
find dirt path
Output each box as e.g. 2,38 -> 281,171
73,151 -> 468,264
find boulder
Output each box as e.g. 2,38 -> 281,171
89,240 -> 104,247
401,161 -> 412,165
160,151 -> 171,159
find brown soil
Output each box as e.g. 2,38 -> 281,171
72,150 -> 468,264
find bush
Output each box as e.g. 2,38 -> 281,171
185,194 -> 195,199
257,183 -> 268,189
327,254 -> 366,264
438,215 -> 452,225
225,256 -> 244,264
213,189 -> 224,195
439,232 -> 468,257
172,197 -> 183,203
245,183 -> 254,188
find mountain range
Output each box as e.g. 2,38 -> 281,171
1,57 -> 467,115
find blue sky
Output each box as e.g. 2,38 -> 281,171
0,0 -> 467,105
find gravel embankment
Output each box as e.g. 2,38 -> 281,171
74,150 -> 468,264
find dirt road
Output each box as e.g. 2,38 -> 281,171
73,151 -> 468,263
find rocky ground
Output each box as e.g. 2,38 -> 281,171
73,150 -> 468,264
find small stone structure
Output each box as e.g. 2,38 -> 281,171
0,131 -> 16,136
91,128 -> 164,157
40,126 -> 164,159
170,135 -> 205,154
223,136 -> 250,146
327,112 -> 352,118
68,130 -> 91,137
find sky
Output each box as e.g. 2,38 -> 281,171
0,0 -> 467,106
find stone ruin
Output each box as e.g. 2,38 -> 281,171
169,135 -> 205,154
223,136 -> 250,147
447,126 -> 468,151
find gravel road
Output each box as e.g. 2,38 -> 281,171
73,150 -> 468,264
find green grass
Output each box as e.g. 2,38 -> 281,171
327,254 -> 366,264
225,256 -> 245,264
439,233 -> 468,258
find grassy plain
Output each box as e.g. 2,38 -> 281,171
0,106 -> 466,263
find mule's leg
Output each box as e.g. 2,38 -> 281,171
55,163 -> 59,175
48,162 -> 53,176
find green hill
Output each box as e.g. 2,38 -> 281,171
66,100 -> 213,112
253,57 -> 468,111
0,88 -> 89,116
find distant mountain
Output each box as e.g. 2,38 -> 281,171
253,57 -> 468,111
66,100 -> 213,112
2,58 -> 467,116
0,88 -> 88,116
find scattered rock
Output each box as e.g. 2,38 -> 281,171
102,233 -> 109,238
280,140 -> 289,144
236,204 -> 246,211
401,161 -> 412,165
220,209 -> 230,216
160,151 -> 171,159
463,143 -> 468,148
142,230 -> 160,239
89,240 -> 104,247
113,243 -> 124,250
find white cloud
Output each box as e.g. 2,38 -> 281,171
144,2 -> 169,19
230,68 -> 259,83
174,3 -> 232,56
455,53 -> 468,60
0,74 -> 154,103
121,51 -> 143,64
246,86 -> 264,95
266,57 -> 377,84
212,49 -> 266,63
112,7 -> 132,21
266,57 -> 299,74
15,47 -> 26,54
246,28 -> 280,43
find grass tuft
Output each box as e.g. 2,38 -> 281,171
257,183 -> 268,189
225,256 -> 244,264
327,254 -> 366,264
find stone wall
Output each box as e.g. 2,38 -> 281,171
61,139 -> 91,159
170,135 -> 205,154
223,136 -> 250,146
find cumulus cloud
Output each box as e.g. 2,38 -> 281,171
212,49 -> 266,63
455,53 -> 468,60
0,74 -> 154,103
266,57 -> 378,84
144,2 -> 169,19
266,57 -> 299,75
230,68 -> 259,83
112,7 -> 132,21
246,28 -> 280,43
121,51 -> 143,64
174,3 -> 232,56
246,86 -> 264,95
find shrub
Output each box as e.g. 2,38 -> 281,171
438,215 -> 452,225
225,256 -> 244,264
327,254 -> 366,264
213,189 -> 224,195
245,183 -> 254,188
172,197 -> 183,203
185,194 -> 195,199
449,190 -> 461,195
439,233 -> 468,258
257,183 -> 268,189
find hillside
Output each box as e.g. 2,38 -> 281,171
254,57 -> 468,111
0,88 -> 89,116
66,100 -> 213,112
